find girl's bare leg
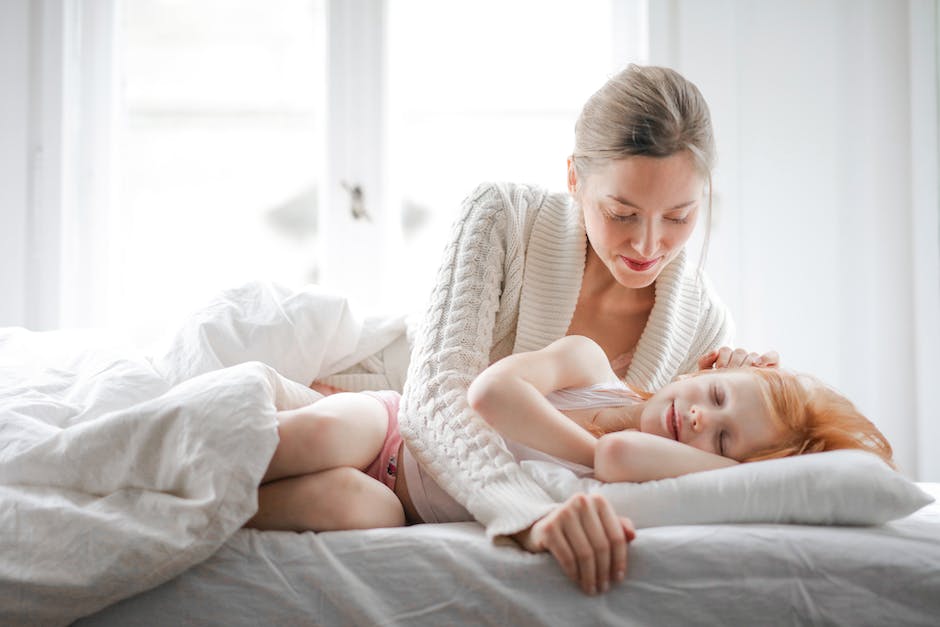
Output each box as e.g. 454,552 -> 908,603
262,392 -> 388,483
246,391 -> 403,532
246,466 -> 405,531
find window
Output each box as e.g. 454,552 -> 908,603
386,0 -> 633,310
112,0 -> 644,344
115,0 -> 326,343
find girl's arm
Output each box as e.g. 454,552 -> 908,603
594,430 -> 737,483
467,335 -> 616,467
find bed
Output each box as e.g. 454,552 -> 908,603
2,282 -> 938,626
78,484 -> 940,626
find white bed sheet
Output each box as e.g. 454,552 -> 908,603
79,483 -> 940,626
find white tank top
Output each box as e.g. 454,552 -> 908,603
402,383 -> 642,524
543,381 -> 644,410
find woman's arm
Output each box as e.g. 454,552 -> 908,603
398,184 -> 632,597
397,184 -> 560,533
467,335 -> 615,467
594,430 -> 737,483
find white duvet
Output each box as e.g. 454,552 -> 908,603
0,282 -> 407,627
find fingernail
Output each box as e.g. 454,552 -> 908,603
601,581 -> 609,593
616,570 -> 625,582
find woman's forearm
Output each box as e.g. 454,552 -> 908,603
397,185 -> 559,537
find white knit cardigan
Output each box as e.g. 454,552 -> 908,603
397,182 -> 733,538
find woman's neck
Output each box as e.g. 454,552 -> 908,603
581,247 -> 655,310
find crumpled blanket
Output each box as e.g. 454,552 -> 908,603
0,281 -> 406,626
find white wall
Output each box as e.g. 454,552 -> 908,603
911,0 -> 940,482
0,0 -> 30,327
652,0 -> 939,479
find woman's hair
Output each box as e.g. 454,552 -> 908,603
571,64 -> 717,270
571,64 -> 716,176
744,367 -> 895,468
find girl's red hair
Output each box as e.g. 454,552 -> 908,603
743,367 -> 895,468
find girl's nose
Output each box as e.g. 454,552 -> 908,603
690,406 -> 705,432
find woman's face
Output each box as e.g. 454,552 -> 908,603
572,152 -> 704,289
638,370 -> 783,461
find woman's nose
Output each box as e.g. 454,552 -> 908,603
631,220 -> 659,257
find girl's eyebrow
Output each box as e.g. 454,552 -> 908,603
606,195 -> 698,212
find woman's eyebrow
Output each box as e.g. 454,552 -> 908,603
606,195 -> 698,212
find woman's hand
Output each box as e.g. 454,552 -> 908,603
697,346 -> 779,370
512,493 -> 636,595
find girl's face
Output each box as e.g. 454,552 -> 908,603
572,153 -> 703,289
638,370 -> 783,461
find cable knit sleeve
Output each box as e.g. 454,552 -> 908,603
677,272 -> 735,375
397,184 -> 558,538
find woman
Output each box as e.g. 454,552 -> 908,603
395,64 -> 776,595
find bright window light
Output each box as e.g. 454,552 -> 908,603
113,0 -> 637,345
115,0 -> 326,345
387,0 -> 624,309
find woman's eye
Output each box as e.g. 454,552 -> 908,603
666,215 -> 690,224
719,432 -> 728,456
607,211 -> 637,223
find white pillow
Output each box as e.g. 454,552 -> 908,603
521,449 -> 933,528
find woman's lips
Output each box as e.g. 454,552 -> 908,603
621,256 -> 660,272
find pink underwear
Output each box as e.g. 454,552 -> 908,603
361,391 -> 403,491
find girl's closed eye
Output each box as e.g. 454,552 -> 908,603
665,214 -> 690,224
711,384 -> 724,407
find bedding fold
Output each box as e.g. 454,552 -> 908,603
0,281 -> 407,626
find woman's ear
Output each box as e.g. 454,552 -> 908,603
566,157 -> 578,194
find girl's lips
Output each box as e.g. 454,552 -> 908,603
621,256 -> 660,272
666,401 -> 679,440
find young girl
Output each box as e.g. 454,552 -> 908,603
247,335 -> 894,534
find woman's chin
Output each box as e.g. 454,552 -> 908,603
613,270 -> 659,290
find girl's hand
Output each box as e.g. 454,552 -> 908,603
512,493 -> 636,595
697,347 -> 779,370
310,381 -> 346,396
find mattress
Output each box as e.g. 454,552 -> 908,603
78,483 -> 940,626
